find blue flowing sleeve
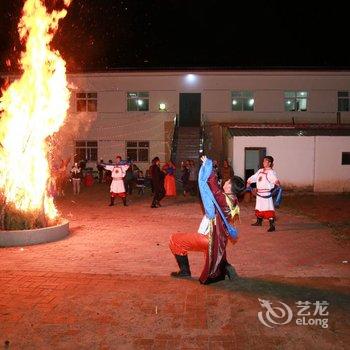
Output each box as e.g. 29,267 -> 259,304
198,159 -> 215,220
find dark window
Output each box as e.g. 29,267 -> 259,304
75,140 -> 98,162
126,141 -> 149,162
342,152 -> 350,165
76,92 -> 98,112
338,91 -> 349,112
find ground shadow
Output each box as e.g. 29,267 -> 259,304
208,276 -> 350,309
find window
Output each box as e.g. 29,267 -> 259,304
338,91 -> 349,112
284,91 -> 308,112
342,152 -> 350,165
76,92 -> 97,112
75,141 -> 98,162
126,141 -> 149,162
127,92 -> 149,111
231,91 -> 254,111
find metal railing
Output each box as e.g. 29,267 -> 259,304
170,114 -> 179,163
199,113 -> 206,156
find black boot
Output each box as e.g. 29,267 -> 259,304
151,197 -> 158,208
267,218 -> 276,232
171,255 -> 191,278
108,197 -> 115,206
122,197 -> 127,206
225,262 -> 238,280
251,217 -> 263,226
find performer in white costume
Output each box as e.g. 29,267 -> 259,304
247,156 -> 280,232
104,156 -> 129,206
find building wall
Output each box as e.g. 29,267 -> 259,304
314,137 -> 350,192
60,70 -> 350,171
232,136 -> 350,192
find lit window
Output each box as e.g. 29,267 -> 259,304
75,141 -> 98,162
127,92 -> 149,111
76,92 -> 97,112
284,91 -> 308,112
338,91 -> 349,112
231,91 -> 254,111
126,141 -> 149,162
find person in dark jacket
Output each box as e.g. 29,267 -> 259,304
150,156 -> 165,208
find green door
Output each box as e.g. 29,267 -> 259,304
179,93 -> 201,127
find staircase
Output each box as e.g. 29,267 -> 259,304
174,126 -> 201,165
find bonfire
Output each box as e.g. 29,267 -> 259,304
0,0 -> 71,230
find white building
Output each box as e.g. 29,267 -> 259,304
61,69 -> 350,192
4,69 -> 348,191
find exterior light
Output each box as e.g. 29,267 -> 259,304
185,74 -> 197,84
159,102 -> 166,111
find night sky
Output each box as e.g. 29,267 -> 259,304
0,0 -> 348,73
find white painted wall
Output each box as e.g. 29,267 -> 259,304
232,136 -> 315,189
231,136 -> 350,192
56,70 -> 350,174
314,137 -> 350,192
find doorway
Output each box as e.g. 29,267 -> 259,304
244,147 -> 266,181
179,93 -> 201,127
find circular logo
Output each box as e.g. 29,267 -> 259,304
257,298 -> 293,328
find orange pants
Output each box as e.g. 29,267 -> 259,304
169,233 -> 208,256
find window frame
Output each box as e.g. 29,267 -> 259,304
231,91 -> 255,112
127,91 -> 150,112
125,140 -> 150,162
284,91 -> 308,112
338,91 -> 350,112
76,92 -> 98,113
341,152 -> 350,165
74,140 -> 98,162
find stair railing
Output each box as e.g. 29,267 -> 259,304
199,113 -> 206,156
170,114 -> 179,163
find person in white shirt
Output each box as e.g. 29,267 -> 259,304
103,156 -> 129,206
247,156 -> 280,232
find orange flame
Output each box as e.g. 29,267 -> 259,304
0,0 -> 71,221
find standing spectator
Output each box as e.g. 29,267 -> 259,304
145,168 -> 152,191
136,170 -> 146,195
220,159 -> 234,187
56,156 -> 71,197
188,160 -> 198,196
212,160 -> 222,186
163,160 -> 177,196
104,160 -> 113,184
70,162 -> 82,195
150,157 -> 165,208
97,159 -> 105,183
124,163 -> 135,195
181,160 -> 190,196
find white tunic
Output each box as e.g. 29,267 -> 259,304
248,168 -> 278,212
105,164 -> 129,193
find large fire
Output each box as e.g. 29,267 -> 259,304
0,0 -> 71,230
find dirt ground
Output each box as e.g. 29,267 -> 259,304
282,192 -> 350,242
0,182 -> 349,349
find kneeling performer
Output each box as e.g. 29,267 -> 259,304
169,156 -> 239,284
